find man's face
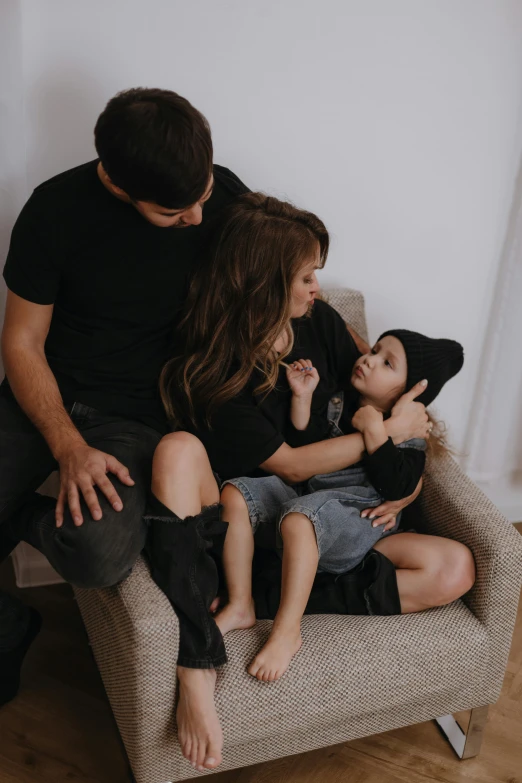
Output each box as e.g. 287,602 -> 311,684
132,175 -> 215,228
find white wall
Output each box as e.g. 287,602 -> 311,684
3,0 -> 522,458
0,0 -> 26,321
463,155 -> 522,515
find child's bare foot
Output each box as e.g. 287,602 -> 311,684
247,627 -> 302,682
215,600 -> 256,636
176,667 -> 223,772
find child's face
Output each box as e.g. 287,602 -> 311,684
351,335 -> 408,411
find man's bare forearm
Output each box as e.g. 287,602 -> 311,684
3,345 -> 85,459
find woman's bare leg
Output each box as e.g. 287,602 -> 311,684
373,532 -> 476,613
151,432 -> 222,772
248,512 -> 319,682
214,484 -> 256,635
151,431 -> 219,516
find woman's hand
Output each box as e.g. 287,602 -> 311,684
286,359 -> 320,398
386,380 -> 429,444
361,477 -> 423,532
351,405 -> 383,433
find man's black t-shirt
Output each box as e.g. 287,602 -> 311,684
191,299 -> 361,480
2,161 -> 248,432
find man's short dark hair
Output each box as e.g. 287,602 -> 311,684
94,87 -> 213,209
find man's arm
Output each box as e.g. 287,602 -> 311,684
2,291 -> 85,457
1,290 -> 134,526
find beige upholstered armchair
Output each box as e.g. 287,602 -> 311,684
74,288 -> 522,783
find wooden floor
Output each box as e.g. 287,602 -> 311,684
1,526 -> 521,783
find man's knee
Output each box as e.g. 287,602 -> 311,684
50,505 -> 146,589
68,554 -> 136,589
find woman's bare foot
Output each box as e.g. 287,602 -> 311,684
247,626 -> 302,682
215,599 -> 256,636
176,666 -> 223,772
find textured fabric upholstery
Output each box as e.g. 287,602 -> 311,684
74,288 -> 522,783
324,288 -> 369,344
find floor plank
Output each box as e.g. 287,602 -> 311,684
1,524 -> 521,783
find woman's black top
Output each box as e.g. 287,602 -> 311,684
190,299 -> 425,498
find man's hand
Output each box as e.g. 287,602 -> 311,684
361,477 -> 423,532
386,380 -> 429,444
55,443 -> 135,527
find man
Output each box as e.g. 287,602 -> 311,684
0,87 -> 248,772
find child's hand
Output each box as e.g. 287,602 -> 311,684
351,405 -> 383,432
286,359 -> 320,397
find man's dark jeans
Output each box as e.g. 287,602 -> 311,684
0,388 -> 226,668
0,389 -> 160,585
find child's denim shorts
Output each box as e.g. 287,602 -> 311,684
222,463 -> 402,575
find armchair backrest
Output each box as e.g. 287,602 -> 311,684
323,288 -> 369,344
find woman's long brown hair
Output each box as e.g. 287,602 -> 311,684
426,411 -> 456,459
160,192 -> 329,427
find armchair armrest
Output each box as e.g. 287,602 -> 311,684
419,452 -> 522,699
74,557 -> 181,783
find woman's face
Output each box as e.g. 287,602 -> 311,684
290,250 -> 321,318
351,335 -> 408,411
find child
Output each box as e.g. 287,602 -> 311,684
215,327 -> 464,682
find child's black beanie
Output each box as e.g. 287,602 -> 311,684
377,329 -> 464,407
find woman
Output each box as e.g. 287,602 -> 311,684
148,193 -> 475,771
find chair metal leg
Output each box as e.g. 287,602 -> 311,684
435,706 -> 489,759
